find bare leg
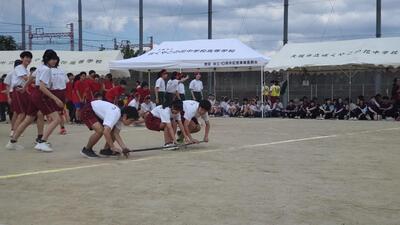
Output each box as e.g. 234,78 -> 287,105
14,113 -> 26,132
10,112 -> 17,131
86,123 -> 103,149
12,115 -> 35,141
36,111 -> 44,137
189,121 -> 201,133
41,112 -> 61,142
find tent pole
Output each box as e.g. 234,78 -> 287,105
261,66 -> 264,118
287,71 -> 290,104
148,71 -> 151,89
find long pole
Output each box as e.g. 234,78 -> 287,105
208,0 -> 212,39
283,0 -> 289,45
21,0 -> 26,50
261,67 -> 264,118
208,0 -> 213,94
139,0 -> 144,55
376,0 -> 381,38
78,0 -> 83,51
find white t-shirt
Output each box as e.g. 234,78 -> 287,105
189,79 -> 203,92
166,79 -> 179,93
91,100 -> 122,130
183,100 -> 209,122
155,77 -> 166,92
50,67 -> 68,90
178,83 -> 185,94
4,70 -> 14,91
34,64 -> 52,88
151,105 -> 180,123
141,102 -> 156,112
128,98 -> 139,109
11,64 -> 28,87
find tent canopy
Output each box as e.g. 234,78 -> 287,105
265,37 -> 400,72
0,50 -> 130,77
110,39 -> 270,72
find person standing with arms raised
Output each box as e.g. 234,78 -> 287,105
155,69 -> 168,105
189,73 -> 203,102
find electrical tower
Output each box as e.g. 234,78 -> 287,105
28,23 -> 74,51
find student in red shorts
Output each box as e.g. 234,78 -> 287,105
0,75 -> 8,122
10,51 -> 32,136
105,80 -> 127,104
6,50 -> 63,152
79,100 -> 139,158
50,56 -> 69,135
144,100 -> 187,147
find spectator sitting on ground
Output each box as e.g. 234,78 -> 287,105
333,97 -> 348,120
220,96 -> 230,117
240,98 -> 251,117
228,101 -> 238,117
271,98 -> 283,117
306,100 -> 319,119
380,96 -> 396,120
367,94 -> 382,120
262,100 -> 272,117
249,98 -> 262,117
350,96 -> 368,120
319,98 -> 334,119
284,100 -> 297,118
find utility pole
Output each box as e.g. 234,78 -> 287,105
21,0 -> 26,50
28,25 -> 32,50
139,0 -> 144,55
376,0 -> 381,38
283,0 -> 289,45
208,0 -> 212,39
113,38 -> 118,50
69,23 -> 74,51
78,0 -> 83,51
149,36 -> 153,49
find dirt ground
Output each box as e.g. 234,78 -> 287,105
0,118 -> 399,225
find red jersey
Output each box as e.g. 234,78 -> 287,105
136,87 -> 151,104
66,82 -> 73,101
103,80 -> 114,91
0,83 -> 7,102
105,86 -> 125,103
72,80 -> 82,103
91,80 -> 102,94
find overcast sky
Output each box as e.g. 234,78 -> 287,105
0,0 -> 399,55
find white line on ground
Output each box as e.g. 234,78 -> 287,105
0,127 -> 398,180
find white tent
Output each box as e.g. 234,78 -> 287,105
110,38 -> 270,116
110,38 -> 269,72
0,50 -> 129,77
265,37 -> 400,101
265,37 -> 400,71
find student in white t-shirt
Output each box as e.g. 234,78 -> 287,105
51,56 -> 69,135
144,100 -> 187,146
189,73 -> 203,101
165,71 -> 189,106
7,50 -> 63,152
140,95 -> 156,113
178,100 -> 211,144
10,52 -> 32,138
80,100 -> 139,158
4,60 -> 22,137
154,69 -> 168,105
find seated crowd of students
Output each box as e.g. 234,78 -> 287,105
207,94 -> 400,121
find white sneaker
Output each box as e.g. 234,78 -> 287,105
6,141 -> 24,150
34,142 -> 53,152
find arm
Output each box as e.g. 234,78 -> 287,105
203,121 -> 210,142
113,128 -> 128,150
177,120 -> 191,143
183,119 -> 197,143
166,123 -> 177,144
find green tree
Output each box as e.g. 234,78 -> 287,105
0,35 -> 18,50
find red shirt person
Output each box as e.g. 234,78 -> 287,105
103,73 -> 114,94
136,81 -> 151,104
105,80 -> 127,104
